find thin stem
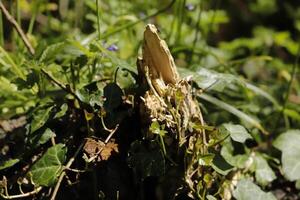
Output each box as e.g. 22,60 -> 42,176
41,68 -> 82,104
279,41 -> 300,126
27,1 -> 38,35
188,1 -> 203,64
96,0 -> 101,40
0,10 -> 3,46
1,187 -> 42,199
16,0 -> 20,25
50,141 -> 85,200
0,2 -> 35,55
104,124 -> 119,143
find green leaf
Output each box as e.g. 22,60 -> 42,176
206,195 -> 217,200
212,153 -> 233,175
0,46 -> 26,80
29,128 -> 56,148
179,68 -> 240,92
254,154 -> 276,186
199,94 -> 266,133
54,103 -> 68,119
221,123 -> 252,143
0,159 -> 20,170
233,179 -> 276,200
221,140 -> 249,168
39,42 -> 65,63
296,180 -> 300,190
30,106 -> 54,133
273,130 -> 300,181
29,144 -> 67,186
199,153 -> 215,166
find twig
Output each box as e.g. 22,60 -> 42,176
0,2 -> 35,55
50,141 -> 85,200
64,167 -> 86,173
41,68 -> 82,104
1,186 -> 42,199
104,124 -> 119,143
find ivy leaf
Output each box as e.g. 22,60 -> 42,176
0,159 -> 20,170
212,153 -> 233,175
273,130 -> 300,181
233,179 -> 276,200
29,144 -> 67,186
54,103 -> 68,119
221,123 -> 252,143
30,106 -> 54,133
221,140 -> 249,168
254,154 -> 276,186
29,128 -> 56,148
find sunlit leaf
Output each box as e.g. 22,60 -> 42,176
29,144 -> 67,186
199,94 -> 266,134
39,42 -> 66,63
29,128 -> 56,148
273,130 -> 300,181
221,140 -> 249,168
54,103 -> 68,119
220,123 -> 252,143
254,153 -> 276,186
233,179 -> 276,200
0,159 -> 20,170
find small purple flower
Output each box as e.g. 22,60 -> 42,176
107,44 -> 118,51
185,4 -> 195,11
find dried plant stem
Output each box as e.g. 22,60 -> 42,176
50,141 -> 85,200
1,186 -> 42,199
41,68 -> 82,104
0,2 -> 35,55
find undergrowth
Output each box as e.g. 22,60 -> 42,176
0,0 -> 300,199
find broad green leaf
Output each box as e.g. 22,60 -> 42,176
0,159 -> 20,170
221,140 -> 249,168
273,130 -> 300,181
233,179 -> 276,200
199,94 -> 266,134
29,144 -> 67,186
254,154 -> 276,186
221,123 -> 252,143
30,105 -> 54,133
179,68 -> 240,92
